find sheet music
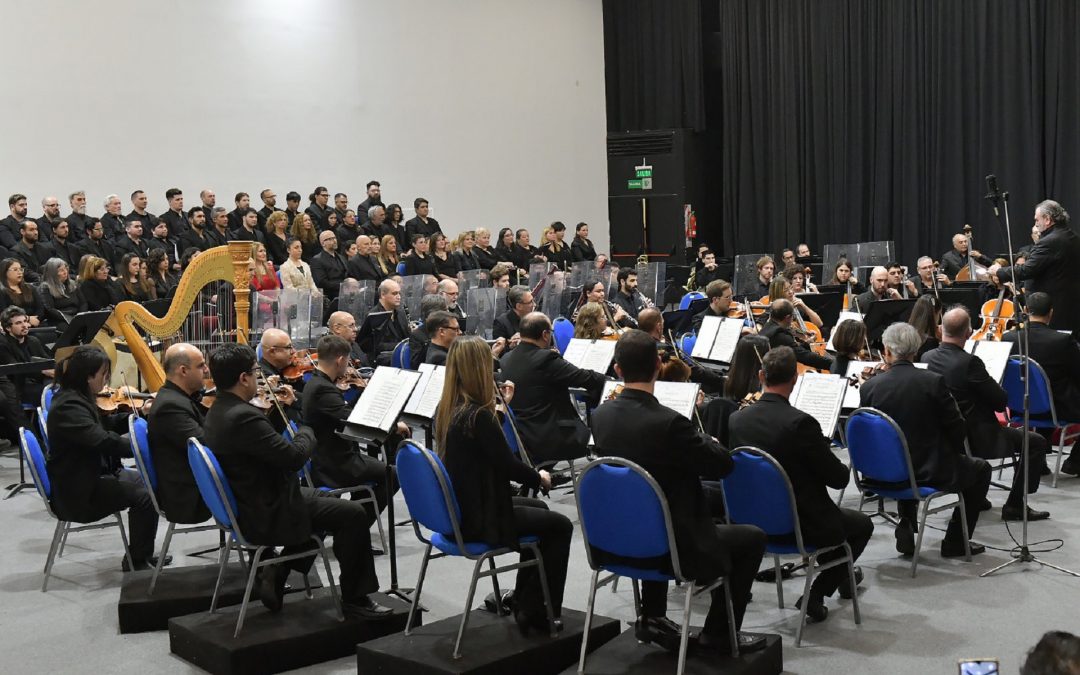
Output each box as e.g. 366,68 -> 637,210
842,360 -> 928,408
792,373 -> 847,438
562,338 -> 617,375
598,380 -> 698,420
707,318 -> 744,363
403,363 -> 446,419
692,315 -> 722,359
826,311 -> 865,351
965,339 -> 1012,384
348,367 -> 421,432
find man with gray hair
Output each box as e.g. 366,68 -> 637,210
860,321 -> 992,558
207,206 -> 230,247
913,255 -> 950,293
364,278 -> 410,364
493,284 -> 534,344
438,278 -> 466,320
361,205 -> 391,242
66,190 -> 93,239
923,307 -> 1049,522
407,293 -> 449,369
988,199 -> 1080,335
101,194 -> 126,240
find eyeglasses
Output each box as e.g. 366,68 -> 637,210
443,325 -> 462,333
270,344 -> 295,351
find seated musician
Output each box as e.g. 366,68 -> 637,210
424,310 -> 502,366
145,343 -> 212,524
752,255 -> 775,298
769,277 -> 822,329
782,263 -> 817,294
796,243 -> 812,258
830,319 -> 867,378
365,278 -> 410,366
493,284 -> 532,344
760,299 -> 832,371
257,328 -> 303,421
47,346 -> 164,571
853,266 -> 901,311
489,263 -> 514,290
940,232 -> 993,279
0,305 -> 53,406
327,310 -> 369,366
859,322 -> 991,558
407,294 -> 449,369
922,307 -> 1049,521
572,280 -> 634,329
300,335 -> 399,513
436,335 -> 572,633
203,342 -> 390,618
639,307 -> 725,395
695,249 -> 723,290
914,256 -> 950,293
590,330 -> 767,654
691,279 -> 733,332
886,262 -> 919,298
1002,292 -> 1080,476
827,257 -> 865,295
612,268 -> 652,319
438,279 -> 466,321
729,346 -> 872,623
573,302 -> 612,340
780,248 -> 796,268
907,294 -> 942,360
499,312 -> 604,464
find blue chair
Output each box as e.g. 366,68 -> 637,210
255,343 -> 264,362
1003,356 -> 1080,488
391,339 -> 410,369
396,262 -> 407,276
846,407 -> 972,577
36,405 -> 49,452
723,448 -> 862,647
552,317 -> 574,354
299,458 -> 388,552
396,441 -> 557,659
187,438 -> 342,636
40,385 -> 57,412
678,292 -> 705,310
677,332 -> 697,357
575,457 -> 737,674
20,427 -> 133,591
129,418 -> 220,594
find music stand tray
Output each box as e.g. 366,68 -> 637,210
863,298 -> 916,345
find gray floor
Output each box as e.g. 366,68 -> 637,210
2,447 -> 1079,675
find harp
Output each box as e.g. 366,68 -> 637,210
109,242 -> 255,392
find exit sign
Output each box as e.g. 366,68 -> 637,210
629,163 -> 653,190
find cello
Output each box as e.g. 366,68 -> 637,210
971,283 -> 1015,341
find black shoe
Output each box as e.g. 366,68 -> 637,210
515,610 -> 562,636
697,631 -> 768,654
1001,504 -> 1051,522
257,566 -> 286,613
837,566 -> 864,600
941,540 -> 986,558
1040,464 -> 1052,476
894,520 -> 915,556
121,553 -> 173,572
980,497 -> 993,512
370,546 -> 385,556
1060,459 -> 1080,476
343,596 -> 394,619
634,616 -> 687,653
795,595 -> 829,623
483,590 -> 515,615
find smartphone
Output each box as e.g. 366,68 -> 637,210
958,659 -> 999,675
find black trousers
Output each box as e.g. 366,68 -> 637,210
802,509 -> 873,597
272,487 -> 378,603
990,426 -> 1047,506
57,469 -> 159,562
642,524 -> 766,639
0,377 -> 24,444
899,456 -> 992,541
510,496 -> 573,619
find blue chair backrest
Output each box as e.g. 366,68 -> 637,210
395,441 -> 460,537
678,332 -> 697,356
396,262 -> 407,276
679,292 -> 705,310
187,439 -> 239,531
36,405 -> 49,452
723,449 -> 796,536
502,409 -> 522,457
391,340 -> 410,369
255,343 -> 264,362
129,417 -> 158,491
20,427 -> 50,501
552,317 -> 574,354
577,460 -> 671,560
41,385 -> 56,412
1003,357 -> 1053,416
845,408 -> 911,483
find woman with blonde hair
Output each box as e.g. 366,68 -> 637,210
473,227 -> 499,270
433,335 -> 571,634
250,242 -> 280,291
77,256 -> 122,311
264,211 -> 291,266
289,212 -> 320,262
454,231 -> 480,271
376,234 -> 400,276
572,302 -> 611,340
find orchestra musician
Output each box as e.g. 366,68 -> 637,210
423,311 -> 461,365
572,280 -> 634,329
830,319 -> 867,378
752,256 -> 775,298
783,263 -> 817,294
327,310 -> 370,366
0,305 -> 53,406
498,312 -> 604,464
572,302 -> 612,340
203,343 -> 391,618
760,299 -> 832,371
914,256 -> 950,293
940,232 -> 993,279
853,267 -> 901,311
695,249 -> 723,290
639,307 -> 725,394
729,346 -> 872,624
859,322 -> 991,558
366,279 -> 411,365
493,285 -> 532,345
769,277 -> 822,329
438,279 -> 466,321
407,294 -> 449,369
1001,292 -> 1080,476
691,279 -> 734,332
886,262 -> 919,298
921,307 -> 1049,521
590,330 -> 767,654
827,258 -> 865,295
988,200 -> 1080,335
612,267 -> 653,319
906,295 -> 942,360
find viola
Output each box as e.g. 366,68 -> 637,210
96,385 -> 154,414
281,349 -> 318,382
336,364 -> 369,391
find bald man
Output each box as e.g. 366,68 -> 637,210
853,266 -> 901,312
328,310 -> 369,364
258,328 -> 303,421
346,234 -> 383,283
146,344 -> 213,524
311,229 -> 349,300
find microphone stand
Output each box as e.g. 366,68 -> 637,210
980,177 -> 1079,578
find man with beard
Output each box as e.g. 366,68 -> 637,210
0,194 -> 28,249
48,220 -> 78,269
357,181 -> 383,225
257,188 -> 281,229
101,194 -> 127,240
333,193 -> 349,228
36,195 -> 63,242
65,191 -> 94,242
361,205 -> 392,242
76,219 -> 116,266
180,207 -> 215,252
199,188 -> 216,224
227,192 -> 252,234
11,220 -> 50,281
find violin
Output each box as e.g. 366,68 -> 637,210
281,349 -> 318,382
846,362 -> 891,388
737,391 -> 763,410
336,363 -> 369,391
96,385 -> 153,414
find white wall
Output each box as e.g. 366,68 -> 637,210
0,0 -> 609,252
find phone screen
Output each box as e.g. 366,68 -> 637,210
959,659 -> 999,675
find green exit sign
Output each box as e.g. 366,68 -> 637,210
627,179 -> 643,189
635,168 -> 652,178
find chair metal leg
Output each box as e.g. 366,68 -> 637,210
722,578 -> 739,658
302,572 -> 313,599
528,544 -> 557,638
773,554 -> 784,608
676,584 -> 694,675
488,558 -> 504,615
1052,435 -> 1066,488
316,538 -> 343,621
795,556 -> 816,647
631,578 -> 642,618
452,555 -> 489,659
115,513 -> 134,573
957,494 -> 972,561
577,570 -> 601,674
148,522 -> 175,596
42,520 -> 65,592
611,576 -> 619,593
57,528 -> 69,558
911,498 -> 931,578
405,544 -> 432,635
844,543 -> 862,625
235,546 -> 266,637
209,540 -> 231,612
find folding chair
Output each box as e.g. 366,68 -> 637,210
1002,356 -> 1080,488
300,459 -> 388,552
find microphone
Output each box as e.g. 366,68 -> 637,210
985,174 -> 1001,216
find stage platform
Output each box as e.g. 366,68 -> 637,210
169,589 -> 411,675
355,607 -> 621,675
117,564 -> 323,633
561,629 -> 783,675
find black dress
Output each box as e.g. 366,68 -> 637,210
433,252 -> 460,279
571,237 -> 596,262
0,284 -> 47,324
475,245 -> 500,271
541,243 -> 572,271
266,232 -> 291,267
79,278 -> 122,311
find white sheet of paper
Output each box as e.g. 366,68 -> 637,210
965,339 -> 1013,383
598,380 -> 699,420
692,315 -> 722,359
403,363 -> 446,419
792,373 -> 848,438
707,318 -> 744,363
842,360 -> 928,409
826,311 -> 865,351
563,338 -> 617,375
348,367 -> 421,432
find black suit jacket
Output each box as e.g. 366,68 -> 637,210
729,393 -> 852,544
492,310 -> 521,341
202,391 -> 316,545
310,250 -> 349,299
591,388 -> 735,578
146,381 -> 211,523
49,238 -> 79,269
11,242 -> 51,280
180,227 -> 216,253
858,360 -> 967,487
159,209 -> 190,239
407,327 -> 430,370
760,321 -> 833,370
921,342 -> 1009,458
101,213 -> 128,240
499,342 -> 604,462
996,225 -> 1080,334
404,217 -> 441,249
1003,321 -> 1080,420
347,254 -> 384,283
425,342 -> 448,365
113,236 -> 151,266
77,237 -> 115,266
300,369 -> 377,489
571,237 -> 596,262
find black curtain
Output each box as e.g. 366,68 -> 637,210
604,0 -> 707,132
711,0 -> 1080,267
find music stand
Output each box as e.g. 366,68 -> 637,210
934,287 -> 983,328
356,310 -> 393,361
51,310 -> 113,363
862,299 -> 916,347
797,292 -> 843,334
